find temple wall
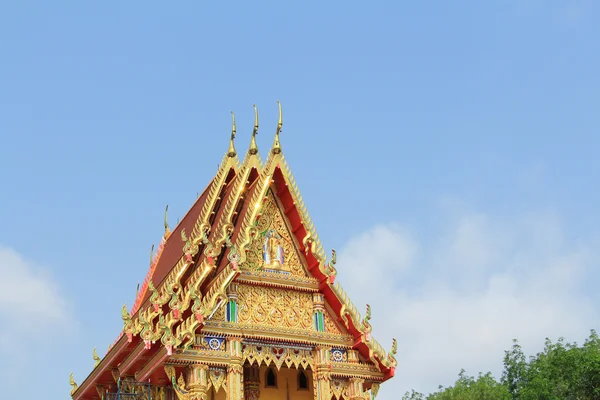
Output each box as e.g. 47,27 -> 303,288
208,387 -> 226,400
257,366 -> 314,400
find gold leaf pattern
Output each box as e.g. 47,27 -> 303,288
237,285 -> 313,330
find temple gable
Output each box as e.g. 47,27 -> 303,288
71,104 -> 395,400
244,189 -> 309,277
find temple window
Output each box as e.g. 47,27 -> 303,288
265,367 -> 277,388
313,310 -> 325,332
297,369 -> 309,390
226,299 -> 238,322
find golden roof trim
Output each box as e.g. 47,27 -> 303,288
201,322 -> 354,347
235,270 -> 319,292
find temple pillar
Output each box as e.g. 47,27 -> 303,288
348,377 -> 366,400
186,364 -> 209,400
313,347 -> 332,400
244,364 -> 261,400
227,338 -> 244,400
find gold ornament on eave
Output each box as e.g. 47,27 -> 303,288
164,204 -> 171,238
69,373 -> 78,396
93,347 -> 101,368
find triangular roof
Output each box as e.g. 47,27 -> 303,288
71,105 -> 397,399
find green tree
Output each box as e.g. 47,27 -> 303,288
504,330 -> 600,400
402,370 -> 509,400
403,330 -> 600,400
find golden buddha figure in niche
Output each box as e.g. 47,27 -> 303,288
263,229 -> 287,270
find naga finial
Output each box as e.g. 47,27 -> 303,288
325,248 -> 338,283
227,111 -> 237,157
386,338 -> 398,367
271,100 -> 283,154
69,373 -> 78,396
164,205 -> 171,238
93,347 -> 101,368
249,104 -> 259,155
362,304 -> 373,340
365,304 -> 372,322
122,304 -> 131,321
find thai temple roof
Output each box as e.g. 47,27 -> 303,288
71,102 -> 397,400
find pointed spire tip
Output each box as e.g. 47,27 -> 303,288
227,111 -> 237,157
272,100 -> 282,154
249,104 -> 259,155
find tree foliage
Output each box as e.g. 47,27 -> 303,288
403,330 -> 600,400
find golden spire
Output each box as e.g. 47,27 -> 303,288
227,111 -> 237,157
249,104 -> 259,155
271,100 -> 282,155
164,205 -> 171,239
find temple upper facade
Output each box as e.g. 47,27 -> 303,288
70,102 -> 397,400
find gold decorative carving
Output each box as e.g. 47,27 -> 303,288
244,190 -> 307,276
324,309 -> 342,335
331,379 -> 349,400
237,284 -> 313,330
209,369 -> 227,393
69,373 -> 78,396
243,344 -> 314,370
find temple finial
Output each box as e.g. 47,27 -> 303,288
272,100 -> 282,154
69,373 -> 78,396
164,205 -> 171,238
93,347 -> 101,368
227,111 -> 237,157
249,104 -> 259,155
150,244 -> 155,265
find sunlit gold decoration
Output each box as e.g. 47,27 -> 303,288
69,373 -> 78,396
330,379 -> 349,400
245,190 -> 308,276
208,369 -> 227,393
237,285 -> 313,330
93,348 -> 101,368
122,304 -> 141,342
243,344 -> 314,371
324,309 -> 342,335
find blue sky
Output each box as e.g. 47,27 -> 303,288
0,1 -> 598,398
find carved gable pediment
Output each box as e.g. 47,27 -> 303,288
244,189 -> 309,277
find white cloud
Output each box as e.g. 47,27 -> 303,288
0,246 -> 74,355
336,210 -> 599,398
